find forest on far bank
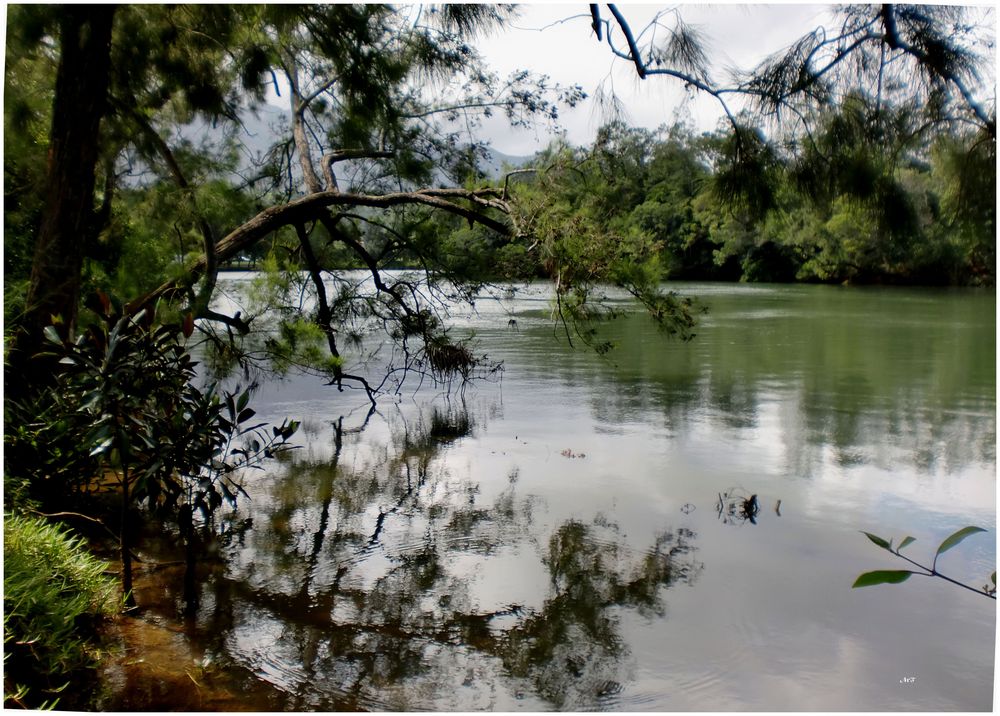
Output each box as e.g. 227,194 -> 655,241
451,115 -> 994,287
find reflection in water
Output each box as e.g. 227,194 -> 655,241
555,285 -> 996,479
124,281 -> 993,710
716,488 -> 761,526
500,520 -> 700,709
157,402 -> 702,710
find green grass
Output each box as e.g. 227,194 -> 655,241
4,512 -> 120,709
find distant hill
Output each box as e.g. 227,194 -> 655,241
181,103 -> 536,187
477,148 -> 534,179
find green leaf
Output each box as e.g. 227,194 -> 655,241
897,536 -> 916,552
236,390 -> 250,413
852,570 -> 914,588
862,531 -> 892,551
88,436 -> 114,457
935,526 -> 987,559
43,325 -> 62,345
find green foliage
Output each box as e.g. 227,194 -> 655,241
29,293 -> 298,600
266,317 -> 345,379
853,526 -> 995,599
712,124 -> 782,221
851,570 -> 913,588
3,513 -> 119,709
934,526 -> 987,562
49,293 -> 298,508
506,130 -> 699,347
503,113 -> 993,289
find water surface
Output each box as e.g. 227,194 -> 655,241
132,279 -> 996,711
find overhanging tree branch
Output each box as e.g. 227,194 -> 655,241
598,4 -> 739,129
128,187 -> 514,313
879,4 -> 995,137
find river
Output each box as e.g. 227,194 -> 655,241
111,277 -> 996,711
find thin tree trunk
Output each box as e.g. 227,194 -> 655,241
294,223 -> 343,382
120,460 -> 137,609
282,53 -> 325,195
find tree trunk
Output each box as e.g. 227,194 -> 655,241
121,464 -> 137,609
8,6 -> 115,395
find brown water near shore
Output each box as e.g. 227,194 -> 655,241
94,554 -> 283,711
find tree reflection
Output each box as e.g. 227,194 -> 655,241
164,402 -> 702,710
578,291 -> 995,477
496,520 -> 700,708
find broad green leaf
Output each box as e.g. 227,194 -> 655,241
852,570 -> 914,588
236,390 -> 250,413
862,531 -> 892,551
897,536 -> 916,552
88,436 -> 114,456
935,526 -> 987,559
43,325 -> 62,345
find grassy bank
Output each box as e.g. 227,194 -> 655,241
3,512 -> 119,709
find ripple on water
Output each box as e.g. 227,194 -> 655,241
230,615 -> 400,711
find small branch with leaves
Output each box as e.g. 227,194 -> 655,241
853,526 -> 996,599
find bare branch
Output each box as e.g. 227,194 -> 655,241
321,149 -> 395,191
607,5 -> 646,79
590,4 -> 602,41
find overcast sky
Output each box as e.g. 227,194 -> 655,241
260,4 -> 994,158
473,3 -> 837,154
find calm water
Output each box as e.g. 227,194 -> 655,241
136,279 -> 996,711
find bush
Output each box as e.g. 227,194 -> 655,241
3,513 -> 119,709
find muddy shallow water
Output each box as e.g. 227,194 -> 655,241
102,278 -> 995,711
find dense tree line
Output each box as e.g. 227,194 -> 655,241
481,114 -> 993,287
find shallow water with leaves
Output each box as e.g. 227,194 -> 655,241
119,278 -> 995,711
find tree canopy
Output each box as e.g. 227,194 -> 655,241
4,3 -> 995,403
4,4 -> 590,399
585,4 -> 995,249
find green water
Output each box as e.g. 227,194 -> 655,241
131,279 -> 996,711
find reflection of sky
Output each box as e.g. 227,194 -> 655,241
203,276 -> 995,710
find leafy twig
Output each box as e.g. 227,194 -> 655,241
853,526 -> 996,599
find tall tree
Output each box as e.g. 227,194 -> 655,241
4,5 -> 593,403
7,6 -> 115,395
